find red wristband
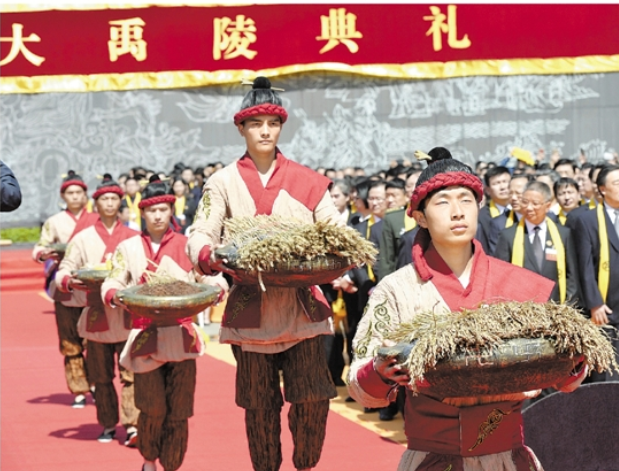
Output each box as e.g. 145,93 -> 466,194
104,288 -> 118,307
60,275 -> 72,293
357,360 -> 395,399
198,245 -> 213,275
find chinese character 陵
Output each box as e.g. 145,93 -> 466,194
213,15 -> 257,60
316,7 -> 363,54
108,17 -> 147,62
0,23 -> 45,66
424,5 -> 471,52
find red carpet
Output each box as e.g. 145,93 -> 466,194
0,248 -> 44,292
1,249 -> 403,471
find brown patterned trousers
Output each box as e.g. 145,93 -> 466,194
134,360 -> 196,471
232,336 -> 337,471
54,301 -> 89,394
87,340 -> 139,429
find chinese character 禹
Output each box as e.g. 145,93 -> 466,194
0,23 -> 45,66
316,8 -> 363,54
424,5 -> 471,52
213,15 -> 257,60
108,17 -> 147,62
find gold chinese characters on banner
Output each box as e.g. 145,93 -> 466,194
213,15 -> 257,60
316,8 -> 363,54
0,23 -> 45,66
424,5 -> 471,52
108,17 -> 147,62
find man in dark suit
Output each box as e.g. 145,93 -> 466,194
347,180 -> 387,310
571,164 -> 619,382
566,163 -> 606,227
476,166 -> 512,255
395,226 -> 420,270
379,169 -> 422,280
0,160 -> 22,212
495,181 -> 581,306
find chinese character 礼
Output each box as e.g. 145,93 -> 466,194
424,5 -> 471,52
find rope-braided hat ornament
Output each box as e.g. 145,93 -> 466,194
233,76 -> 288,126
407,147 -> 483,216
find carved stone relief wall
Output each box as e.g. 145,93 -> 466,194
1,72 -> 618,225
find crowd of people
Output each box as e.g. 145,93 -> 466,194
28,75 -> 619,471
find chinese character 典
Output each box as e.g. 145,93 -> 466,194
0,23 -> 45,66
424,5 -> 471,52
108,17 -> 147,62
213,15 -> 257,60
316,8 -> 363,54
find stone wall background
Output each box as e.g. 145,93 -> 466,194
1,72 -> 618,226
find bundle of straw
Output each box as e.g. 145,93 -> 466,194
222,215 -> 378,272
384,301 -> 618,387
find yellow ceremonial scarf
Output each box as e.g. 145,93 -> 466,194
512,217 -> 566,302
580,198 -> 597,209
489,200 -> 515,228
597,203 -> 611,303
558,208 -> 568,225
125,193 -> 142,230
174,195 -> 186,217
366,215 -> 376,282
350,201 -> 357,215
404,204 -> 417,231
331,290 -> 347,333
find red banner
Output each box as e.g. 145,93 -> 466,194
2,4 -> 619,93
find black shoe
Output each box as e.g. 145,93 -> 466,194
97,428 -> 116,443
72,395 -> 86,409
363,407 -> 380,413
124,430 -> 138,448
344,396 -> 355,403
379,407 -> 396,421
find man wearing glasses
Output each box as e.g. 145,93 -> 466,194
494,180 -> 581,306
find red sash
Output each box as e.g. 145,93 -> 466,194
94,219 -> 138,263
405,393 -> 540,471
412,231 -> 555,310
67,209 -> 99,241
236,150 -> 331,215
222,285 -> 332,329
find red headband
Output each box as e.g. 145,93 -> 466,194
92,185 -> 124,200
407,171 -> 483,216
138,194 -> 176,209
233,104 -> 288,126
60,179 -> 87,193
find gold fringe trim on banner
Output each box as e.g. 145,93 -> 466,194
0,3 -> 248,13
2,54 -> 619,95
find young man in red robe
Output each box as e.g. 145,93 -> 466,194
56,179 -> 140,445
348,148 -> 587,471
33,172 -> 99,407
102,178 -> 206,471
188,77 -> 341,471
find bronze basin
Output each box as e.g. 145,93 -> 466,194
215,245 -> 353,287
117,283 -> 221,322
74,268 -> 111,290
378,338 -> 577,398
